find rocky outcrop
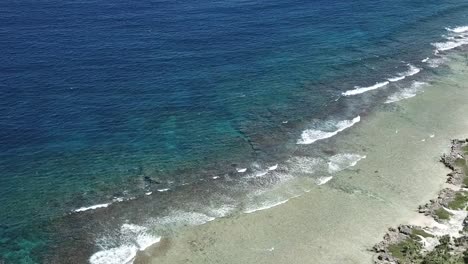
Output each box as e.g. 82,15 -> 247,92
418,188 -> 456,221
373,225 -> 417,264
441,139 -> 468,185
373,139 -> 468,264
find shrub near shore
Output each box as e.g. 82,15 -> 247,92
374,139 -> 468,264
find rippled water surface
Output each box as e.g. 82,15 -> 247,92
1,0 -> 468,262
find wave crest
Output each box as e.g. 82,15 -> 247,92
342,82 -> 389,96
385,81 -> 427,104
297,116 -> 361,145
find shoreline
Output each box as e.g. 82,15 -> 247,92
4,30 -> 467,264
2,2 -> 468,263
130,52 -> 468,264
373,139 -> 468,264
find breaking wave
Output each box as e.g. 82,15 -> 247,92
432,25 -> 468,53
385,81 -> 427,104
342,81 -> 389,96
297,116 -> 361,145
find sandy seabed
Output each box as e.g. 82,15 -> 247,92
134,53 -> 468,264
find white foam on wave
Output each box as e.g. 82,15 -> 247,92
208,205 -> 236,218
388,76 -> 405,82
288,156 -> 326,174
244,199 -> 290,214
447,26 -> 468,33
152,211 -> 216,227
387,64 -> 421,82
255,171 -> 268,177
297,116 -> 361,145
342,81 -> 389,96
404,64 -> 421,77
74,203 -> 110,213
316,176 -> 333,185
90,209 -> 229,264
328,154 -> 366,174
432,40 -> 468,52
422,57 -> 430,63
157,188 -> 169,192
426,57 -> 447,68
237,168 -> 247,173
432,26 -> 468,52
385,81 -> 427,104
90,224 -> 162,264
268,164 -> 278,171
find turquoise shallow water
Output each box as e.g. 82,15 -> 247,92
1,0 -> 468,262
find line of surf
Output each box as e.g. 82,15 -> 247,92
297,116 -> 361,145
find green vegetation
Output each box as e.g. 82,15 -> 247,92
462,145 -> 468,154
435,208 -> 452,220
411,229 -> 434,239
422,236 -> 464,264
448,192 -> 468,210
455,158 -> 468,176
388,235 -> 465,264
463,176 -> 468,188
388,237 -> 422,263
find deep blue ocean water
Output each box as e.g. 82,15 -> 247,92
1,0 -> 468,262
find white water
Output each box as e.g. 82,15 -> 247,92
237,168 -> 247,173
244,199 -> 290,214
432,26 -> 468,52
268,164 -> 278,171
316,176 -> 333,185
74,203 -> 110,213
288,156 -> 326,174
342,81 -> 389,96
387,64 -> 421,82
447,26 -> 468,34
385,81 -> 427,104
90,224 -> 162,264
297,116 -> 361,145
327,153 -> 367,173
388,76 -> 405,82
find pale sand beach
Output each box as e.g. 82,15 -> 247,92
133,54 -> 468,264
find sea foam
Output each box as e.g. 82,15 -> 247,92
446,26 -> 468,34
316,176 -> 333,185
244,199 -> 290,214
151,211 -> 216,227
74,203 -> 110,213
90,210 -> 220,264
327,153 -> 366,173
90,224 -> 161,264
297,116 -> 360,145
268,164 -> 278,171
342,81 -> 389,96
237,168 -> 247,173
387,64 -> 421,82
288,156 -> 326,174
385,81 -> 427,104
432,26 -> 468,52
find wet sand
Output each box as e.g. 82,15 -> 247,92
136,53 -> 468,264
